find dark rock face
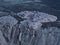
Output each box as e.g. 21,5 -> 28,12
42,21 -> 60,28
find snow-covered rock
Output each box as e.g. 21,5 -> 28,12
29,21 -> 42,29
0,15 -> 18,35
0,15 -> 18,26
20,20 -> 42,30
17,11 -> 57,22
0,15 -> 18,44
18,11 -> 57,45
0,11 -> 58,45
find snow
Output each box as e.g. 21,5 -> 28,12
17,11 -> 57,22
17,11 -> 57,30
0,15 -> 18,26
